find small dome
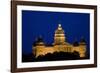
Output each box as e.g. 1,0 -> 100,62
80,37 -> 86,45
33,36 -> 45,46
36,36 -> 43,43
73,41 -> 79,46
80,38 -> 86,43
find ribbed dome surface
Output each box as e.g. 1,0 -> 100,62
55,24 -> 64,34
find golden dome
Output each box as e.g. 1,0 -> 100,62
55,24 -> 64,34
54,24 -> 66,44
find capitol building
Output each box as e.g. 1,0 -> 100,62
32,24 -> 86,58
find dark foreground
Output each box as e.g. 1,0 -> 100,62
22,51 -> 89,62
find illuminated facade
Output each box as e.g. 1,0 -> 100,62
32,24 -> 86,58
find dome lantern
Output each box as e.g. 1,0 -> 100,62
58,24 -> 62,30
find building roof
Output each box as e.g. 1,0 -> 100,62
80,37 -> 86,45
80,38 -> 86,43
33,36 -> 45,46
73,41 -> 79,46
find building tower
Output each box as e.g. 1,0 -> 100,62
32,36 -> 45,57
54,24 -> 66,45
79,38 -> 86,57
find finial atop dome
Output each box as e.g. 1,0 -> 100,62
58,24 -> 62,30
58,24 -> 61,27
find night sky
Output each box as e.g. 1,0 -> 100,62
22,10 -> 90,55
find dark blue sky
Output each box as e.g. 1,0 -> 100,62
22,10 -> 90,55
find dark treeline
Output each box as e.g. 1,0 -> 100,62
22,51 -> 89,62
